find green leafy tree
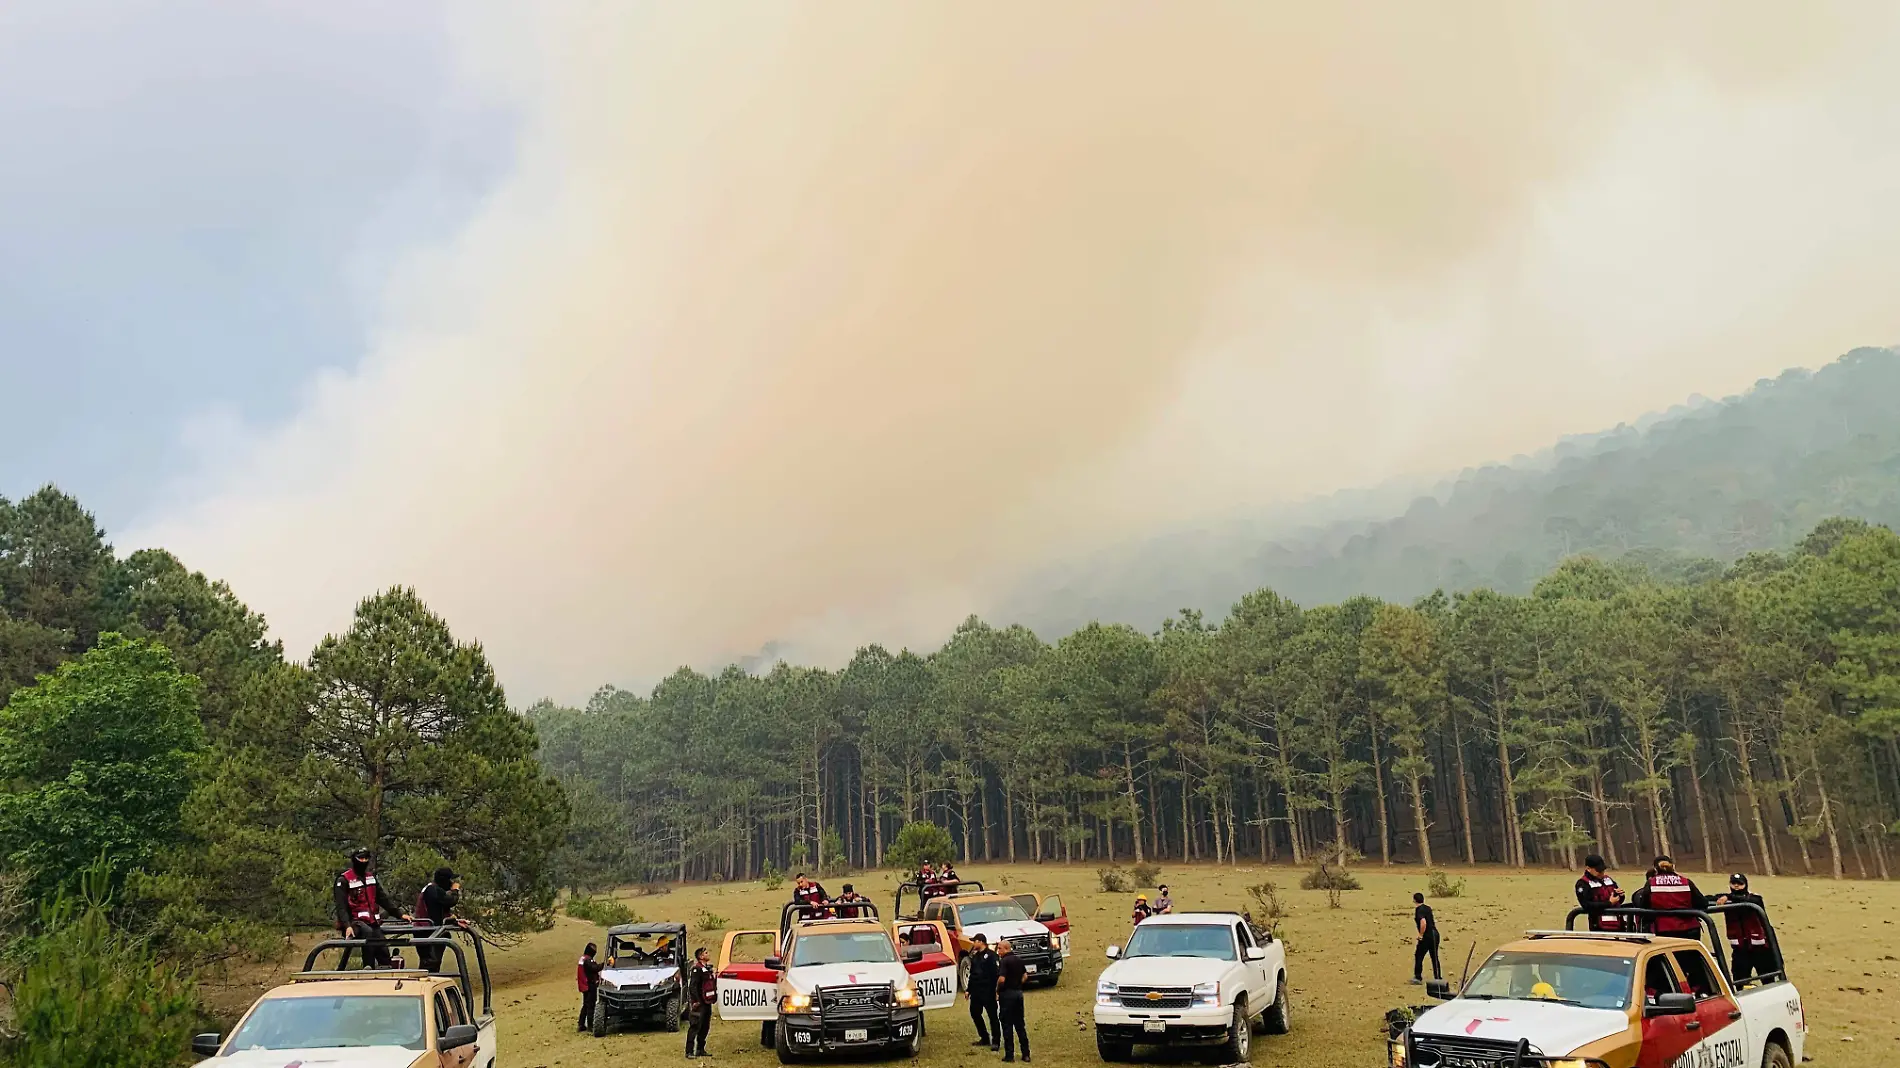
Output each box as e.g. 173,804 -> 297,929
0,635 -> 203,897
884,821 -> 955,871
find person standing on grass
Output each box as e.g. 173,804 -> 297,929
1575,854 -> 1625,932
686,946 -> 717,1058
965,932 -> 1001,1051
996,939 -> 1031,1063
1411,892 -> 1441,985
577,942 -> 604,1032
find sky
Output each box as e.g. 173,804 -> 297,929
6,2 -> 1900,702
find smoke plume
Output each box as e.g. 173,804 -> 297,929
134,2 -> 1900,698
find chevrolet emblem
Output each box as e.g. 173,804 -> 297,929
1146,991 -> 1163,1001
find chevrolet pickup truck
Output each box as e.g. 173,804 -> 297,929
1093,911 -> 1290,1063
1391,905 -> 1804,1068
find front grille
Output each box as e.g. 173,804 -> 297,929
1414,1034 -> 1544,1068
1118,985 -> 1193,1009
817,984 -> 890,1018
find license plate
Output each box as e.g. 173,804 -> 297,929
1143,1020 -> 1166,1033
844,1028 -> 868,1043
1025,964 -> 1039,973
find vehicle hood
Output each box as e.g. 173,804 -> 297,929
600,965 -> 679,987
784,962 -> 911,994
1413,999 -> 1631,1056
1100,956 -> 1231,987
208,1046 -> 424,1068
964,919 -> 1051,945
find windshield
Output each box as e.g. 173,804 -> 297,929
1121,924 -> 1235,961
227,995 -> 426,1051
609,935 -> 680,965
957,902 -> 1030,926
791,932 -> 898,967
1462,951 -> 1634,1011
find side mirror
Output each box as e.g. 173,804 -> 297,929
439,1023 -> 479,1051
1646,993 -> 1696,1017
764,957 -> 783,971
1243,946 -> 1266,962
1036,911 -> 1056,922
1105,945 -> 1121,960
191,1034 -> 223,1058
1426,979 -> 1454,1001
902,947 -> 923,963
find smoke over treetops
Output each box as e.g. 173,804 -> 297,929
132,2 -> 1900,699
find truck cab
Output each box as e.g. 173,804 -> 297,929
715,902 -> 957,1064
191,923 -> 496,1068
1393,905 -> 1804,1068
920,891 -> 1065,987
1093,911 -> 1290,1063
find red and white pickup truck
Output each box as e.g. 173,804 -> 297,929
1390,905 -> 1804,1068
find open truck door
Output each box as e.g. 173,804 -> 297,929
714,930 -> 779,1021
893,920 -> 959,1010
1012,892 -> 1071,956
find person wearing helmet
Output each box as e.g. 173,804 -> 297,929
1131,894 -> 1153,925
1715,873 -> 1771,981
653,934 -> 676,966
333,847 -> 410,968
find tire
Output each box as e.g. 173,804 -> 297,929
902,1016 -> 923,1057
591,999 -> 608,1038
958,955 -> 971,992
1262,973 -> 1291,1035
663,992 -> 682,1032
760,1020 -> 776,1048
775,1018 -> 800,1064
1096,1030 -> 1133,1062
1044,965 -> 1061,988
1761,1041 -> 1792,1068
1219,998 -> 1251,1064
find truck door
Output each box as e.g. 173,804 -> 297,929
894,921 -> 959,1010
715,930 -> 780,1021
1015,892 -> 1071,956
433,989 -> 475,1068
1669,948 -> 1750,1068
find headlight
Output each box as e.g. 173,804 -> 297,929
780,993 -> 812,1013
1096,979 -> 1119,1006
1389,1039 -> 1408,1068
893,982 -> 921,1007
1192,981 -> 1219,1007
1549,1060 -> 1590,1068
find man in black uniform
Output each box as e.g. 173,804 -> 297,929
1715,873 -> 1771,982
997,938 -> 1030,1063
333,847 -> 409,968
965,933 -> 1001,1050
686,946 -> 717,1057
1411,892 -> 1441,984
1574,854 -> 1625,932
414,866 -> 461,972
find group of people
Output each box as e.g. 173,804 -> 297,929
1129,885 -> 1173,925
961,932 -> 1034,1062
331,846 -> 464,972
790,873 -> 873,919
916,860 -> 962,902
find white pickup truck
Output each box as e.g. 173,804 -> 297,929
1393,908 -> 1804,1068
1093,911 -> 1290,1063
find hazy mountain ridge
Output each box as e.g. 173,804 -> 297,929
1000,346 -> 1900,633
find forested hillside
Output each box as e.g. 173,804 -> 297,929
1001,346 -> 1900,633
537,515 -> 1900,888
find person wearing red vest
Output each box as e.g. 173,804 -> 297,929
332,847 -> 409,968
686,946 -> 718,1058
1631,855 -> 1707,938
1716,873 -> 1771,982
577,942 -> 604,1032
1574,854 -> 1626,931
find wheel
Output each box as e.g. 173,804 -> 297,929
1096,1029 -> 1133,1062
1044,966 -> 1062,987
902,1016 -> 923,1057
1262,973 -> 1291,1035
1219,998 -> 1251,1063
958,955 -> 971,990
760,1020 -> 776,1048
591,999 -> 608,1038
1761,1041 -> 1792,1068
775,1018 -> 801,1064
663,991 -> 682,1032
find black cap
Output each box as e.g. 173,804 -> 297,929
349,846 -> 372,859
1729,872 -> 1748,885
1654,854 -> 1673,865
972,933 -> 988,944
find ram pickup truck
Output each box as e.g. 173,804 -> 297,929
1392,906 -> 1804,1068
921,891 -> 1066,986
1093,911 -> 1290,1063
715,905 -> 957,1064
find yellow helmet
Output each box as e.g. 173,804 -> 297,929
1530,982 -> 1558,1000
1136,895 -> 1148,902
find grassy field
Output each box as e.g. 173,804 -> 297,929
472,864 -> 1891,1066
